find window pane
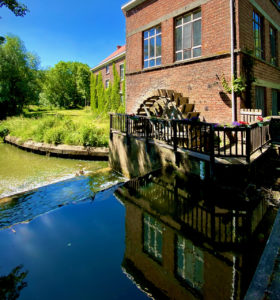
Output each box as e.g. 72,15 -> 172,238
176,18 -> 182,26
156,35 -> 161,56
193,20 -> 201,46
144,60 -> 149,68
156,27 -> 161,34
149,37 -> 155,57
149,28 -> 155,36
183,49 -> 191,59
176,26 -> 182,51
176,52 -> 182,61
183,14 -> 191,23
144,30 -> 149,39
149,59 -> 155,67
183,23 -> 192,50
193,47 -> 201,57
193,10 -> 201,19
144,39 -> 149,60
156,57 -> 161,65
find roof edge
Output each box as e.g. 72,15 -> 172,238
90,51 -> 126,72
121,0 -> 147,12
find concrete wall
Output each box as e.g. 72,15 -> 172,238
109,132 -> 207,178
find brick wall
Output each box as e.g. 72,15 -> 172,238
124,0 -> 279,122
238,0 -> 280,114
92,56 -> 125,87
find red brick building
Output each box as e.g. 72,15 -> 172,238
122,0 -> 280,123
91,45 -> 126,89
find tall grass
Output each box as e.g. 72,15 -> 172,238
0,114 -> 109,147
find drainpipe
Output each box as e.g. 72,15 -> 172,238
230,0 -> 236,122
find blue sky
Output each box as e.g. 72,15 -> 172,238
0,0 -> 128,69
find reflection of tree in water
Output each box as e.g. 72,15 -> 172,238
0,265 -> 28,300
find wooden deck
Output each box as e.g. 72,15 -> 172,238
110,114 -> 280,166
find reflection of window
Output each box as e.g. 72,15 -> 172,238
176,235 -> 204,291
120,64 -> 125,80
143,26 -> 162,69
253,11 -> 264,59
143,213 -> 163,262
175,10 -> 201,61
270,26 -> 277,66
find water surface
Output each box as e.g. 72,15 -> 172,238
0,143 -> 109,198
0,168 -> 275,299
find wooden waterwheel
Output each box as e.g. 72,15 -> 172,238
136,89 -> 200,120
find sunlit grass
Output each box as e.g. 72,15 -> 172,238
0,107 -> 110,147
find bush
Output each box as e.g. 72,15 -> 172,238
44,127 -> 65,144
0,124 -> 9,138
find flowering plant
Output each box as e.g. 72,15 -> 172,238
257,116 -> 263,122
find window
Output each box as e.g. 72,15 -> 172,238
270,26 -> 277,66
176,235 -> 204,291
105,79 -> 110,89
143,26 -> 162,68
255,86 -> 265,116
106,65 -> 109,74
253,11 -> 264,59
143,213 -> 163,263
175,10 -> 201,61
272,89 -> 280,116
120,64 -> 125,80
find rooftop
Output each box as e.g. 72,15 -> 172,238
121,0 -> 147,12
91,45 -> 126,72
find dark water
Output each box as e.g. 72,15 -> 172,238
0,169 -> 275,299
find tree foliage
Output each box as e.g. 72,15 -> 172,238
0,35 -> 41,118
90,62 -> 126,114
0,0 -> 28,17
40,61 -> 90,108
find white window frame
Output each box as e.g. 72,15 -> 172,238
175,10 -> 202,61
120,64 -> 125,81
143,213 -> 163,262
106,65 -> 110,74
143,26 -> 162,69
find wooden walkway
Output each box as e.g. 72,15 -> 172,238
110,114 -> 280,166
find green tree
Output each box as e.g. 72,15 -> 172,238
104,81 -> 112,112
41,61 -> 90,108
0,0 -> 28,16
96,72 -> 105,113
76,65 -> 90,107
90,73 -> 98,112
111,63 -> 121,112
119,61 -> 126,113
0,35 -> 40,118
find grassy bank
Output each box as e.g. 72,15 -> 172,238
0,107 -> 110,147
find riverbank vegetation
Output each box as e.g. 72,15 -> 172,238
0,34 -> 125,147
0,108 -> 109,147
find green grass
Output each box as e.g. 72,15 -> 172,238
0,107 -> 110,147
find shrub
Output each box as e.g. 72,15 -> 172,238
44,127 -> 65,144
0,124 -> 9,138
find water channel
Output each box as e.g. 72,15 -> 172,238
0,143 -> 115,199
0,148 -> 276,299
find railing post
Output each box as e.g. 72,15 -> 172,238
109,113 -> 113,141
173,120 -> 178,152
125,114 -> 129,137
246,127 -> 251,163
209,124 -> 215,178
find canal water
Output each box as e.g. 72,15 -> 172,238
0,167 -> 275,299
0,143 -> 113,198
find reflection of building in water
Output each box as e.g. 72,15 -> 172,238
115,170 -> 271,300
